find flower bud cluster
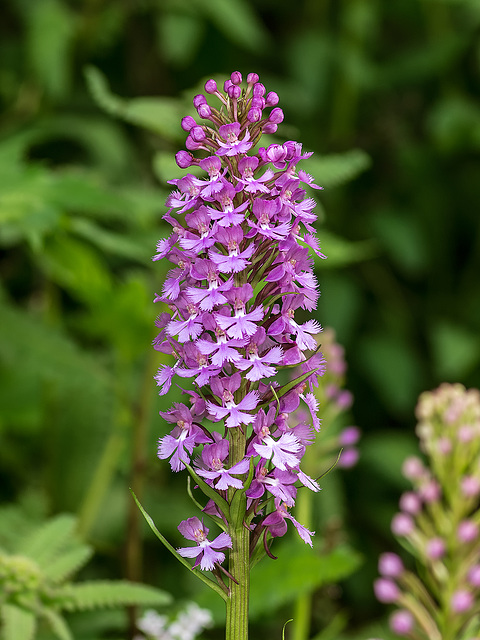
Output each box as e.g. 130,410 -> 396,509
153,72 -> 327,571
374,383 -> 480,639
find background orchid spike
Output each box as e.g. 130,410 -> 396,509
374,383 -> 480,640
150,70 -> 326,639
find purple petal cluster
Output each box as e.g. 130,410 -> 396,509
153,71 -> 327,569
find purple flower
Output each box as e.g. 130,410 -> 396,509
263,499 -> 314,546
195,438 -> 249,490
177,517 -> 232,570
216,123 -> 253,156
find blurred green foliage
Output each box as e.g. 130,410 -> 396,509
1,0 -> 479,637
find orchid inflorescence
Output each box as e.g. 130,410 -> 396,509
374,383 -> 480,640
152,70 -> 327,583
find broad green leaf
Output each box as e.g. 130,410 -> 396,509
248,542 -> 362,619
430,321 -> 480,379
25,0 -> 76,99
85,66 -> 184,141
195,0 -> 270,52
157,11 -> 205,66
316,230 -> 376,268
69,218 -> 150,263
306,149 -> 371,188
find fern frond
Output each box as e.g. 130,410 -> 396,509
15,514 -> 76,568
57,581 -> 172,612
42,543 -> 93,584
0,506 -> 37,552
1,604 -> 36,640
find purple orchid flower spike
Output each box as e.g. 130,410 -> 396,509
148,71 -> 328,640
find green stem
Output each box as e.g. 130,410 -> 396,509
226,427 -> 250,640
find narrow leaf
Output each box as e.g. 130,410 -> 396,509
130,491 -> 227,601
1,604 -> 36,640
41,609 -> 73,640
183,462 -> 231,521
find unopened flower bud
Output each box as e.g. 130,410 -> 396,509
399,491 -> 422,514
247,72 -> 259,84
390,610 -> 414,636
224,79 -> 233,92
461,475 -> 480,497
251,97 -> 266,109
374,578 -> 400,603
378,553 -> 404,578
230,71 -> 242,85
426,537 -> 445,559
227,85 -> 241,99
197,103 -> 212,119
175,151 -> 193,168
336,389 -> 353,409
451,589 -> 473,613
419,479 -> 441,503
181,116 -> 197,131
269,107 -> 284,124
204,79 -> 217,94
185,135 -> 202,150
253,83 -> 265,97
247,108 -> 262,123
338,448 -> 359,468
262,123 -> 278,134
391,513 -> 414,537
468,565 -> 480,587
402,456 -> 425,480
193,94 -> 207,108
190,126 -> 206,142
339,426 -> 361,446
457,519 -> 479,543
266,91 -> 279,106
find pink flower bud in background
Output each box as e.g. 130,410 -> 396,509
468,564 -> 480,588
458,424 -> 474,442
426,537 -> 446,560
457,519 -> 479,543
336,389 -> 353,410
419,479 -> 441,503
378,553 -> 404,578
339,426 -> 361,446
338,448 -> 359,468
391,513 -> 415,537
374,578 -> 400,603
402,456 -> 425,480
390,610 -> 414,636
461,475 -> 480,498
437,436 -> 452,455
204,79 -> 217,94
451,589 -> 474,613
399,491 -> 422,515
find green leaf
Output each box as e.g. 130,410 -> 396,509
15,514 -> 76,568
156,11 -> 205,67
69,217 -> 150,263
248,542 -> 361,619
131,491 -> 227,601
25,0 -> 76,99
84,66 -> 184,141
306,149 -> 371,188
196,0 -> 270,52
58,580 -> 172,611
430,321 -> 480,379
1,604 -> 36,640
316,230 -> 376,268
